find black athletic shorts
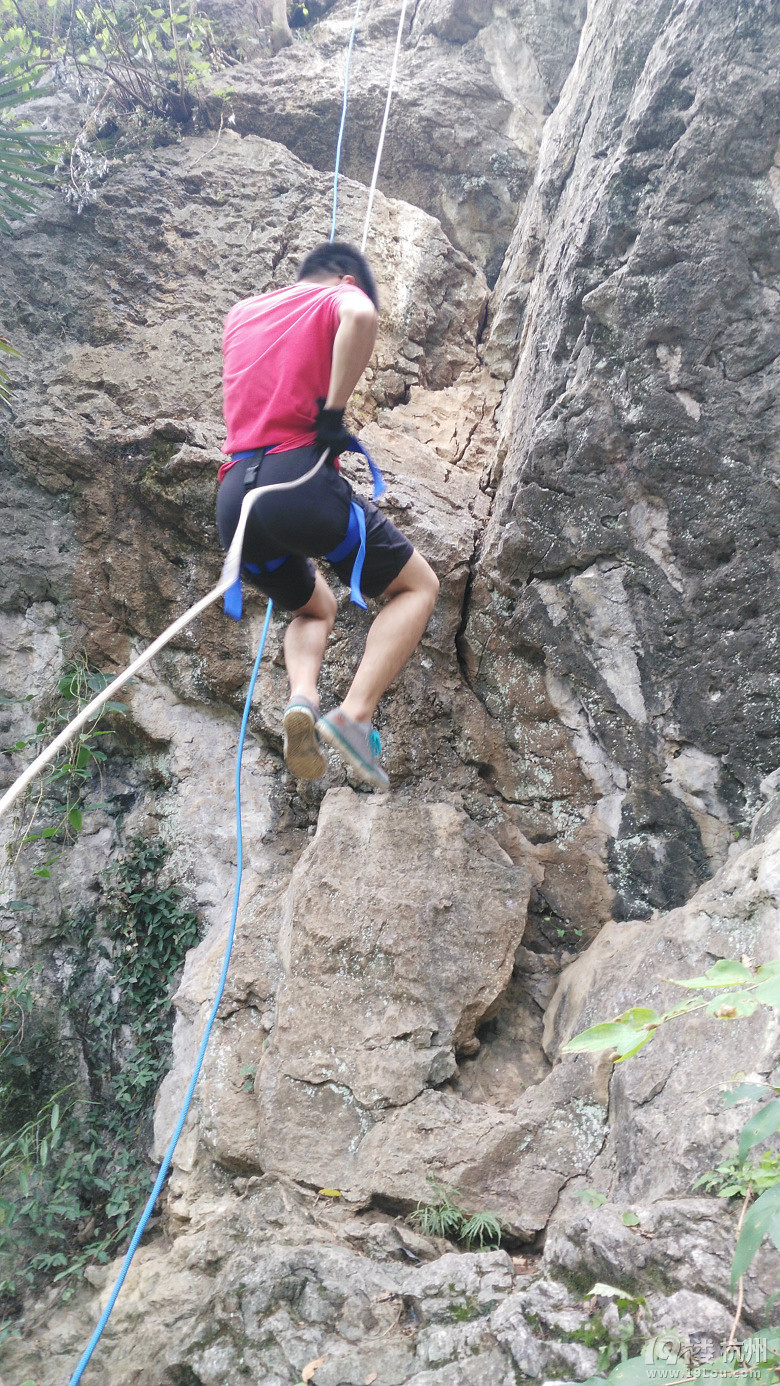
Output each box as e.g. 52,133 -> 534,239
216,445 -> 414,612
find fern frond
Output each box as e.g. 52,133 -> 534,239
0,334 -> 20,409
0,42 -> 55,234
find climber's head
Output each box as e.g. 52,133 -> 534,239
297,241 -> 379,309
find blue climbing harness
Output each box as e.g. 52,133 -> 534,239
224,439 -> 386,620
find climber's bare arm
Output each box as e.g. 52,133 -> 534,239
324,295 -> 378,409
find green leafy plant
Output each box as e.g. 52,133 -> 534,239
460,1210 -> 504,1250
3,655 -> 128,889
410,1177 -> 464,1240
0,944 -> 33,1069
694,1148 -> 780,1201
573,1188 -> 608,1209
564,962 -> 780,1385
0,333 -> 19,408
586,1284 -> 645,1370
0,837 -> 200,1323
563,958 -> 780,1065
0,42 -> 54,232
583,1327 -> 780,1386
1,0 -> 221,119
409,1176 -> 504,1250
563,961 -> 780,1290
0,0 -> 229,210
0,45 -> 55,408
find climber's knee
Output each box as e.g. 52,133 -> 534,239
385,549 -> 439,615
294,569 -> 337,629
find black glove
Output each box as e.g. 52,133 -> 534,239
315,398 -> 354,458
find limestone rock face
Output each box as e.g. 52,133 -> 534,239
201,0 -> 587,280
0,129 -> 485,716
9,820 -> 780,1379
466,0 -> 780,920
4,0 -> 780,1379
542,814 -> 780,1321
0,1176 -> 600,1386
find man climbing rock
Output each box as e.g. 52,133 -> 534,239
217,241 -> 439,789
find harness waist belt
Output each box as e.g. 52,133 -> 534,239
224,440 -> 383,620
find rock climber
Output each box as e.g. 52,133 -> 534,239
217,241 -> 439,789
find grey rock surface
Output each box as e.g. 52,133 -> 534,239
158,788 -> 536,1204
200,0 -> 587,281
467,0 -> 780,919
0,1179 -> 601,1385
0,127 -> 486,748
543,814 -> 780,1322
3,0 -> 780,1379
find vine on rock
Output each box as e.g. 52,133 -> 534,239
2,654 -> 128,892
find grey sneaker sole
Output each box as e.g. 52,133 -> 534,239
316,714 -> 389,789
283,704 -> 327,780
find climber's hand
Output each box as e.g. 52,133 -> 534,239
315,398 -> 354,458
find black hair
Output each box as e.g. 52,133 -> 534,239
296,241 -> 379,309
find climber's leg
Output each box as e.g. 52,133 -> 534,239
284,569 -> 338,706
281,573 -> 337,780
317,547 -> 439,788
339,550 -> 439,722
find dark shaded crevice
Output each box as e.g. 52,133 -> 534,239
454,545 -> 484,701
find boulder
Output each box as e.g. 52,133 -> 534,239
543,814 -> 780,1322
200,0 -> 587,280
158,788 -> 536,1201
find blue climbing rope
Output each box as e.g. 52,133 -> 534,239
68,0 -> 381,1372
330,0 -> 362,242
68,600 -> 273,1386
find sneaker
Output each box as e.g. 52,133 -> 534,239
316,708 -> 390,789
282,696 -> 327,780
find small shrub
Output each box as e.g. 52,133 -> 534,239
694,1148 -> 780,1201
409,1176 -> 503,1251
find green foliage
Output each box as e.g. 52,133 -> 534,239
460,1209 -> 504,1250
694,1148 -> 780,1201
2,655 -> 128,890
0,836 -> 200,1322
573,1188 -> 608,1209
409,1176 -> 504,1251
0,334 -> 20,409
738,1098 -> 780,1163
562,959 -> 780,1066
0,42 -> 54,233
410,1179 -> 463,1240
582,1327 -> 780,1386
584,1284 -> 645,1370
564,965 -> 780,1318
0,944 -> 33,1070
0,0 -> 221,121
0,44 -> 55,408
